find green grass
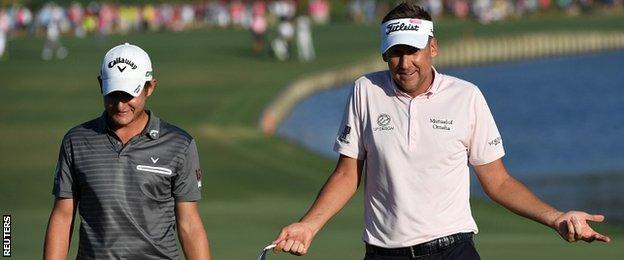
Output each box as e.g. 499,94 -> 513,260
1,14 -> 624,259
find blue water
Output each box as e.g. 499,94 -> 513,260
277,51 -> 624,178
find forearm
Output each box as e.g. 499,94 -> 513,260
177,203 -> 211,260
299,167 -> 360,234
487,176 -> 561,229
44,201 -> 75,260
179,224 -> 211,260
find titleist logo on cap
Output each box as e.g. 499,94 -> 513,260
108,57 -> 138,70
385,19 -> 424,35
385,22 -> 421,35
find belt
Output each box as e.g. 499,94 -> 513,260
365,232 -> 473,258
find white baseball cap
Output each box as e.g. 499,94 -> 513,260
100,43 -> 153,97
380,18 -> 434,55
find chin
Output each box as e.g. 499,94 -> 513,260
111,116 -> 133,127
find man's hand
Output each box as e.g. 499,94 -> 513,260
273,222 -> 316,256
553,211 -> 611,243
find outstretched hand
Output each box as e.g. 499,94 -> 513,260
553,211 -> 611,243
273,222 -> 316,256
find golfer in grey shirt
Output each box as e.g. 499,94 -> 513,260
44,43 -> 211,260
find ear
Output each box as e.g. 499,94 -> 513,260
97,76 -> 103,94
145,79 -> 157,97
429,38 -> 438,58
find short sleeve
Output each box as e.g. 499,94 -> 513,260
173,139 -> 202,202
468,89 -> 505,166
52,137 -> 78,198
333,83 -> 366,160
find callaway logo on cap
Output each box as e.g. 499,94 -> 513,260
380,18 -> 434,55
100,43 -> 153,97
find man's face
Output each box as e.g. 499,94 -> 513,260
103,81 -> 154,129
385,39 -> 438,96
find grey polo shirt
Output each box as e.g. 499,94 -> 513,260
52,111 -> 202,259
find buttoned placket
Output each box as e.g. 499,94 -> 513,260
107,131 -> 145,159
390,69 -> 440,152
407,93 -> 432,151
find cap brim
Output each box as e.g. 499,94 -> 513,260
381,33 -> 429,54
102,77 -> 145,97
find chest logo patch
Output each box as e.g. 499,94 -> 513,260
137,165 -> 172,175
430,118 -> 453,131
374,114 -> 394,131
150,157 -> 159,164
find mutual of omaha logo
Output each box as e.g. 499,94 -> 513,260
430,118 -> 453,131
374,114 -> 394,131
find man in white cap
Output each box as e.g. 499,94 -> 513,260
44,43 -> 211,259
273,2 -> 610,259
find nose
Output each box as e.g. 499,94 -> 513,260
399,54 -> 411,69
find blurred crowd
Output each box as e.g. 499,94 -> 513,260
0,0 -> 330,60
0,0 -> 622,60
350,0 -> 623,24
0,1 -> 328,38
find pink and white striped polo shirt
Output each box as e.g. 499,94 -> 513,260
334,68 -> 505,248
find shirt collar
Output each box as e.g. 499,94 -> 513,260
391,66 -> 441,99
98,110 -> 161,140
144,111 -> 161,140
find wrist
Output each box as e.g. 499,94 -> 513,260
298,219 -> 322,236
546,210 -> 564,229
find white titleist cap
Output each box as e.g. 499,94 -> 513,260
380,18 -> 434,55
100,43 -> 153,97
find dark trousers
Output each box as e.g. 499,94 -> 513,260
364,239 -> 480,260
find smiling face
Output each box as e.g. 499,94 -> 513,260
385,38 -> 438,97
103,79 -> 156,131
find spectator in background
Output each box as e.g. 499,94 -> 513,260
230,0 -> 246,28
40,2 -> 68,60
426,0 -> 444,17
13,4 -> 33,36
0,8 -> 8,60
142,4 -> 158,32
271,0 -> 296,61
208,1 -> 230,28
349,0 -> 364,23
251,0 -> 268,54
273,15 -> 294,61
181,4 -> 196,30
98,3 -> 115,37
296,15 -> 315,62
68,2 -> 85,38
539,0 -> 553,10
309,0 -> 330,24
452,0 -> 470,19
